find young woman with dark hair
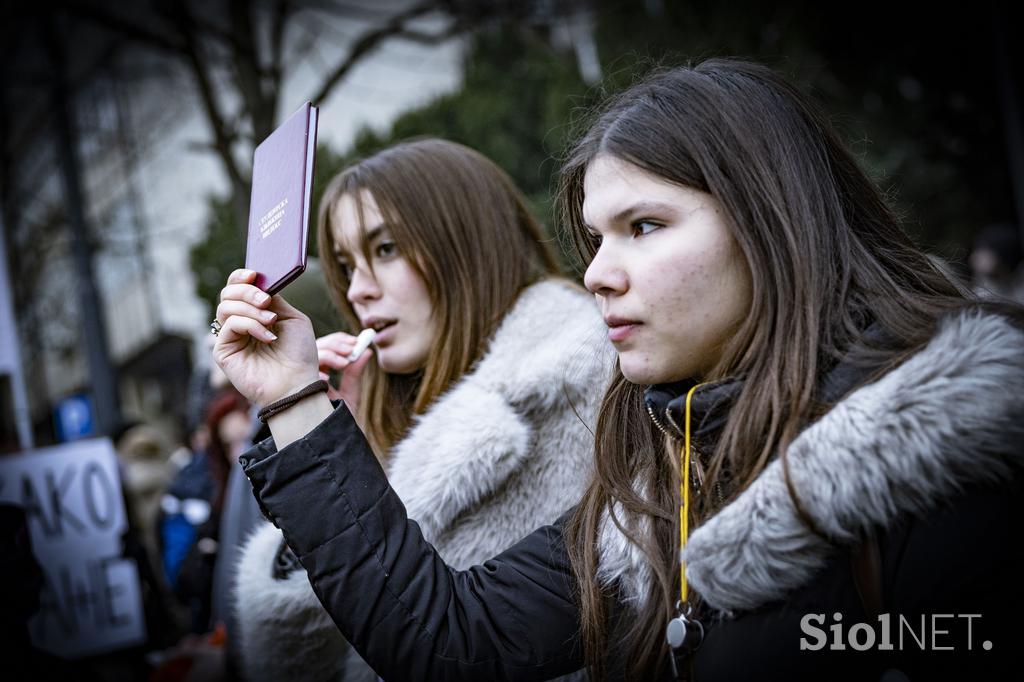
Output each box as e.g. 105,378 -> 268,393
227,138 -> 609,681
213,61 -> 1023,680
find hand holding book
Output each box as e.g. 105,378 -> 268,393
212,102 -> 377,446
211,269 -> 320,408
212,103 -> 325,409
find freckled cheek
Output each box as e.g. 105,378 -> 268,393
644,259 -> 706,312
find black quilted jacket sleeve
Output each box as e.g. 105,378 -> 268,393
240,403 -> 585,681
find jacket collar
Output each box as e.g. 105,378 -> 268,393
603,309 -> 1024,613
642,321 -> 895,451
387,279 -> 613,542
644,377 -> 742,456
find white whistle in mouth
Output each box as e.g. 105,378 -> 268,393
347,328 -> 377,362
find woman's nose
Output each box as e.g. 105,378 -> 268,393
584,244 -> 629,297
347,264 -> 381,304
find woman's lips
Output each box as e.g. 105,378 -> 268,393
372,321 -> 397,345
607,323 -> 640,343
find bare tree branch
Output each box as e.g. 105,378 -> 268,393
230,0 -> 275,139
2,34 -> 122,242
268,0 -> 291,95
54,0 -> 477,234
306,2 -> 440,105
398,22 -> 466,44
62,0 -> 185,53
294,0 -> 423,23
167,2 -> 249,226
189,13 -> 249,54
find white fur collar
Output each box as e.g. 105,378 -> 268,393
387,278 -> 612,543
598,310 -> 1024,614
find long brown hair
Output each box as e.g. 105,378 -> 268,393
317,138 -> 560,455
559,59 -> 968,678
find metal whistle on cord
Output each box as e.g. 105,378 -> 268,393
666,603 -> 704,680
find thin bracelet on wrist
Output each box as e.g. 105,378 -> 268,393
257,380 -> 329,423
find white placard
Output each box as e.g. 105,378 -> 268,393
0,438 -> 146,658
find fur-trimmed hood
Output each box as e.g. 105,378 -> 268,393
235,279 -> 612,681
386,278 -> 613,566
599,309 -> 1024,615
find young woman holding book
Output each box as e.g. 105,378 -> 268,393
224,138 -> 610,681
213,60 -> 1024,680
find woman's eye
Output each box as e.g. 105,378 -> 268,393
586,231 -> 603,248
632,220 -> 662,237
374,241 -> 397,259
336,260 -> 352,279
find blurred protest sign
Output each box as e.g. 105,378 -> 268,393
0,438 -> 145,658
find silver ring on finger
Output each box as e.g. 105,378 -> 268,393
210,319 -> 222,336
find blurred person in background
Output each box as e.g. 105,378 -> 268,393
159,425 -> 215,601
151,388 -> 251,682
174,388 -> 249,634
116,422 -> 176,573
159,341 -> 231,615
114,422 -> 181,655
968,222 -> 1024,304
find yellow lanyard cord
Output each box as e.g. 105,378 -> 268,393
679,382 -> 705,606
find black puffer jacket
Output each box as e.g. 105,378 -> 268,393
241,309 -> 1024,680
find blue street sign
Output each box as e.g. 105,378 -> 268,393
55,394 -> 96,442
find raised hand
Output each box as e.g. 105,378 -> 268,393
211,269 -> 319,407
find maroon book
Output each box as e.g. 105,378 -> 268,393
244,101 -> 319,295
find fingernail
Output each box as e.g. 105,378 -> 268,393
266,330 -> 277,340
262,311 -> 277,322
256,293 -> 270,305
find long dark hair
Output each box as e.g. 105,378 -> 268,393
559,59 -> 968,679
317,139 -> 560,455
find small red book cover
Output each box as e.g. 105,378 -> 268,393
244,101 -> 319,295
